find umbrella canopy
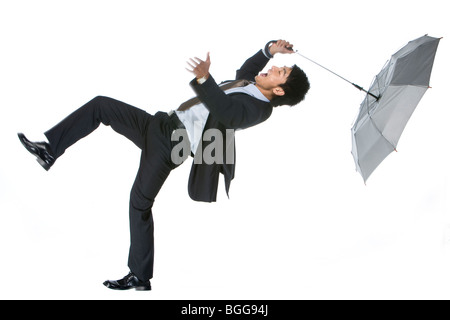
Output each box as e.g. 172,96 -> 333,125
351,35 -> 441,182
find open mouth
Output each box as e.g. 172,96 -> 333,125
259,73 -> 268,77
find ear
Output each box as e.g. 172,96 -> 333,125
273,86 -> 285,97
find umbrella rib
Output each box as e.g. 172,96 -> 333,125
369,116 -> 397,152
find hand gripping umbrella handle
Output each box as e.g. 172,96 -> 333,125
265,40 -> 294,58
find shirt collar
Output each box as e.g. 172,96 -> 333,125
225,83 -> 270,103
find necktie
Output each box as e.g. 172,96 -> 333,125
177,79 -> 251,112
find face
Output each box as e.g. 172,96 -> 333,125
255,66 -> 292,92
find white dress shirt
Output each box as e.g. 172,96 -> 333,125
175,83 -> 270,155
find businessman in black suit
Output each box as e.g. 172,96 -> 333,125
18,40 -> 310,291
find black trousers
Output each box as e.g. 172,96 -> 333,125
45,96 -> 180,281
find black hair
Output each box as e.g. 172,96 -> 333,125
271,65 -> 310,107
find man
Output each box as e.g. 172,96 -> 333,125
18,40 -> 310,291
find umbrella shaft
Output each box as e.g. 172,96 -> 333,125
296,51 -> 380,101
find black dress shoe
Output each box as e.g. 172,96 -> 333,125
103,272 -> 151,291
18,133 -> 56,171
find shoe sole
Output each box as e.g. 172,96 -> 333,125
135,286 -> 152,291
103,281 -> 151,291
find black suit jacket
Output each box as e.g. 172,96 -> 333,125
187,50 -> 273,202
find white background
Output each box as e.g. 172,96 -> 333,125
0,0 -> 449,300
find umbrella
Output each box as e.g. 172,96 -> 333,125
350,35 -> 441,182
290,35 -> 441,182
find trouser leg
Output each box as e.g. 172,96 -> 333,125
44,96 -> 150,158
127,155 -> 172,281
127,112 -> 177,281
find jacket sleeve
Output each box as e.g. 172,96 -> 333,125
190,75 -> 272,130
235,49 -> 271,81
